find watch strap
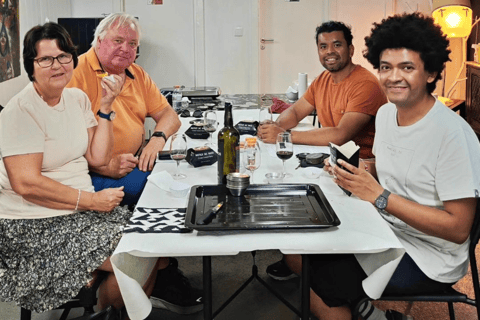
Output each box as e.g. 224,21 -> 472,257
152,131 -> 167,142
381,189 -> 391,200
97,110 -> 114,121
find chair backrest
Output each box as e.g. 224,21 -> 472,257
467,200 -> 480,319
469,200 -> 480,249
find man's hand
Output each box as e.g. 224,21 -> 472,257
107,154 -> 139,178
91,187 -> 124,212
99,74 -> 123,109
138,138 -> 166,172
257,122 -> 286,144
332,159 -> 383,204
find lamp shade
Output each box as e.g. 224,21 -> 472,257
432,0 -> 472,38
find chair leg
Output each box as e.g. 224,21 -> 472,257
447,302 -> 455,320
59,308 -> 71,320
20,307 -> 31,320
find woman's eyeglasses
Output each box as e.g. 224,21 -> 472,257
34,53 -> 73,68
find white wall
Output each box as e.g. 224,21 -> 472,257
125,0 -> 196,89
204,0 -> 258,94
0,0 -> 71,106
1,0 -> 448,107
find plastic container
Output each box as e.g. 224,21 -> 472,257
169,181 -> 190,198
172,85 -> 183,112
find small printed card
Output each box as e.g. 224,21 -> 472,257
185,123 -> 209,139
186,146 -> 218,167
329,141 -> 360,196
235,120 -> 259,135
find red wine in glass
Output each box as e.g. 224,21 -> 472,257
276,150 -> 293,160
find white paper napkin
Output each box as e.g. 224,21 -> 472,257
147,170 -> 175,192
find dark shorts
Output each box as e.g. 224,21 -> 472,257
309,253 -> 455,309
90,167 -> 151,206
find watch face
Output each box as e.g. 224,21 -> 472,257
109,111 -> 116,121
375,197 -> 387,210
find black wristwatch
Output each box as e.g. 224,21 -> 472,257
151,131 -> 167,142
374,189 -> 391,210
97,110 -> 116,121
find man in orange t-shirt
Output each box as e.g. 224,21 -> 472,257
260,21 -> 387,282
257,21 -> 387,159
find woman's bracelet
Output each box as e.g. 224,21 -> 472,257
75,190 -> 81,211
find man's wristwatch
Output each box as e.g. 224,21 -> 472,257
374,189 -> 391,210
151,131 -> 167,142
97,110 -> 116,121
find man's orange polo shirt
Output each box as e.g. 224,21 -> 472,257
67,48 -> 170,156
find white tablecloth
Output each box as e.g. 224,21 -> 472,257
111,108 -> 405,320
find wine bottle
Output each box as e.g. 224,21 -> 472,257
217,102 -> 240,184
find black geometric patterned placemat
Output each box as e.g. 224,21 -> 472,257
123,207 -> 191,234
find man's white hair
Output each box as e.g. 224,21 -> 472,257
91,13 -> 142,47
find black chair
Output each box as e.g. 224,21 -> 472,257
20,271 -> 117,320
352,201 -> 480,320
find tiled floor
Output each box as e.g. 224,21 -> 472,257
0,249 -> 478,320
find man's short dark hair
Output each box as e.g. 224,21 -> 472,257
23,22 -> 78,82
315,21 -> 353,46
363,12 -> 450,94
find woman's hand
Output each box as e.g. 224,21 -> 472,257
91,186 -> 124,212
333,159 -> 383,204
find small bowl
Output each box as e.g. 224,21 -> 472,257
169,181 -> 190,198
302,167 -> 322,179
285,91 -> 298,101
265,172 -> 284,184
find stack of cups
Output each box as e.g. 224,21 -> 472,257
298,73 -> 308,99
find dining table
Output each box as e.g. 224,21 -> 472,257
110,96 -> 405,320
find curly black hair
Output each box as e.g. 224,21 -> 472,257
23,22 -> 78,82
363,12 -> 450,94
315,21 -> 353,46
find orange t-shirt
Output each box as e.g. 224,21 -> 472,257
67,48 -> 170,156
303,65 -> 387,158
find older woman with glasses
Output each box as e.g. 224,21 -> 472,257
0,22 -> 156,315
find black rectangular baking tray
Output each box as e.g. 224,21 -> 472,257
185,184 -> 340,231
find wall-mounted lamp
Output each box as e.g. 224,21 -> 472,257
432,0 -> 472,38
432,0 -> 477,98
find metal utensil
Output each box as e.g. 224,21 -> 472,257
197,202 -> 224,225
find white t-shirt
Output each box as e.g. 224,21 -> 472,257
0,82 -> 98,219
373,99 -> 480,283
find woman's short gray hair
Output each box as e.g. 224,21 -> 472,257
91,13 -> 142,47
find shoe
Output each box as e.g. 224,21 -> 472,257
150,258 -> 203,314
385,309 -> 414,320
266,259 -> 298,281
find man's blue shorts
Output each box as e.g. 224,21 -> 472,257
89,167 -> 151,206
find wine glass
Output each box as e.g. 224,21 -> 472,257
276,132 -> 293,178
244,140 -> 261,183
203,110 -> 217,147
259,106 -> 273,125
169,133 -> 188,180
